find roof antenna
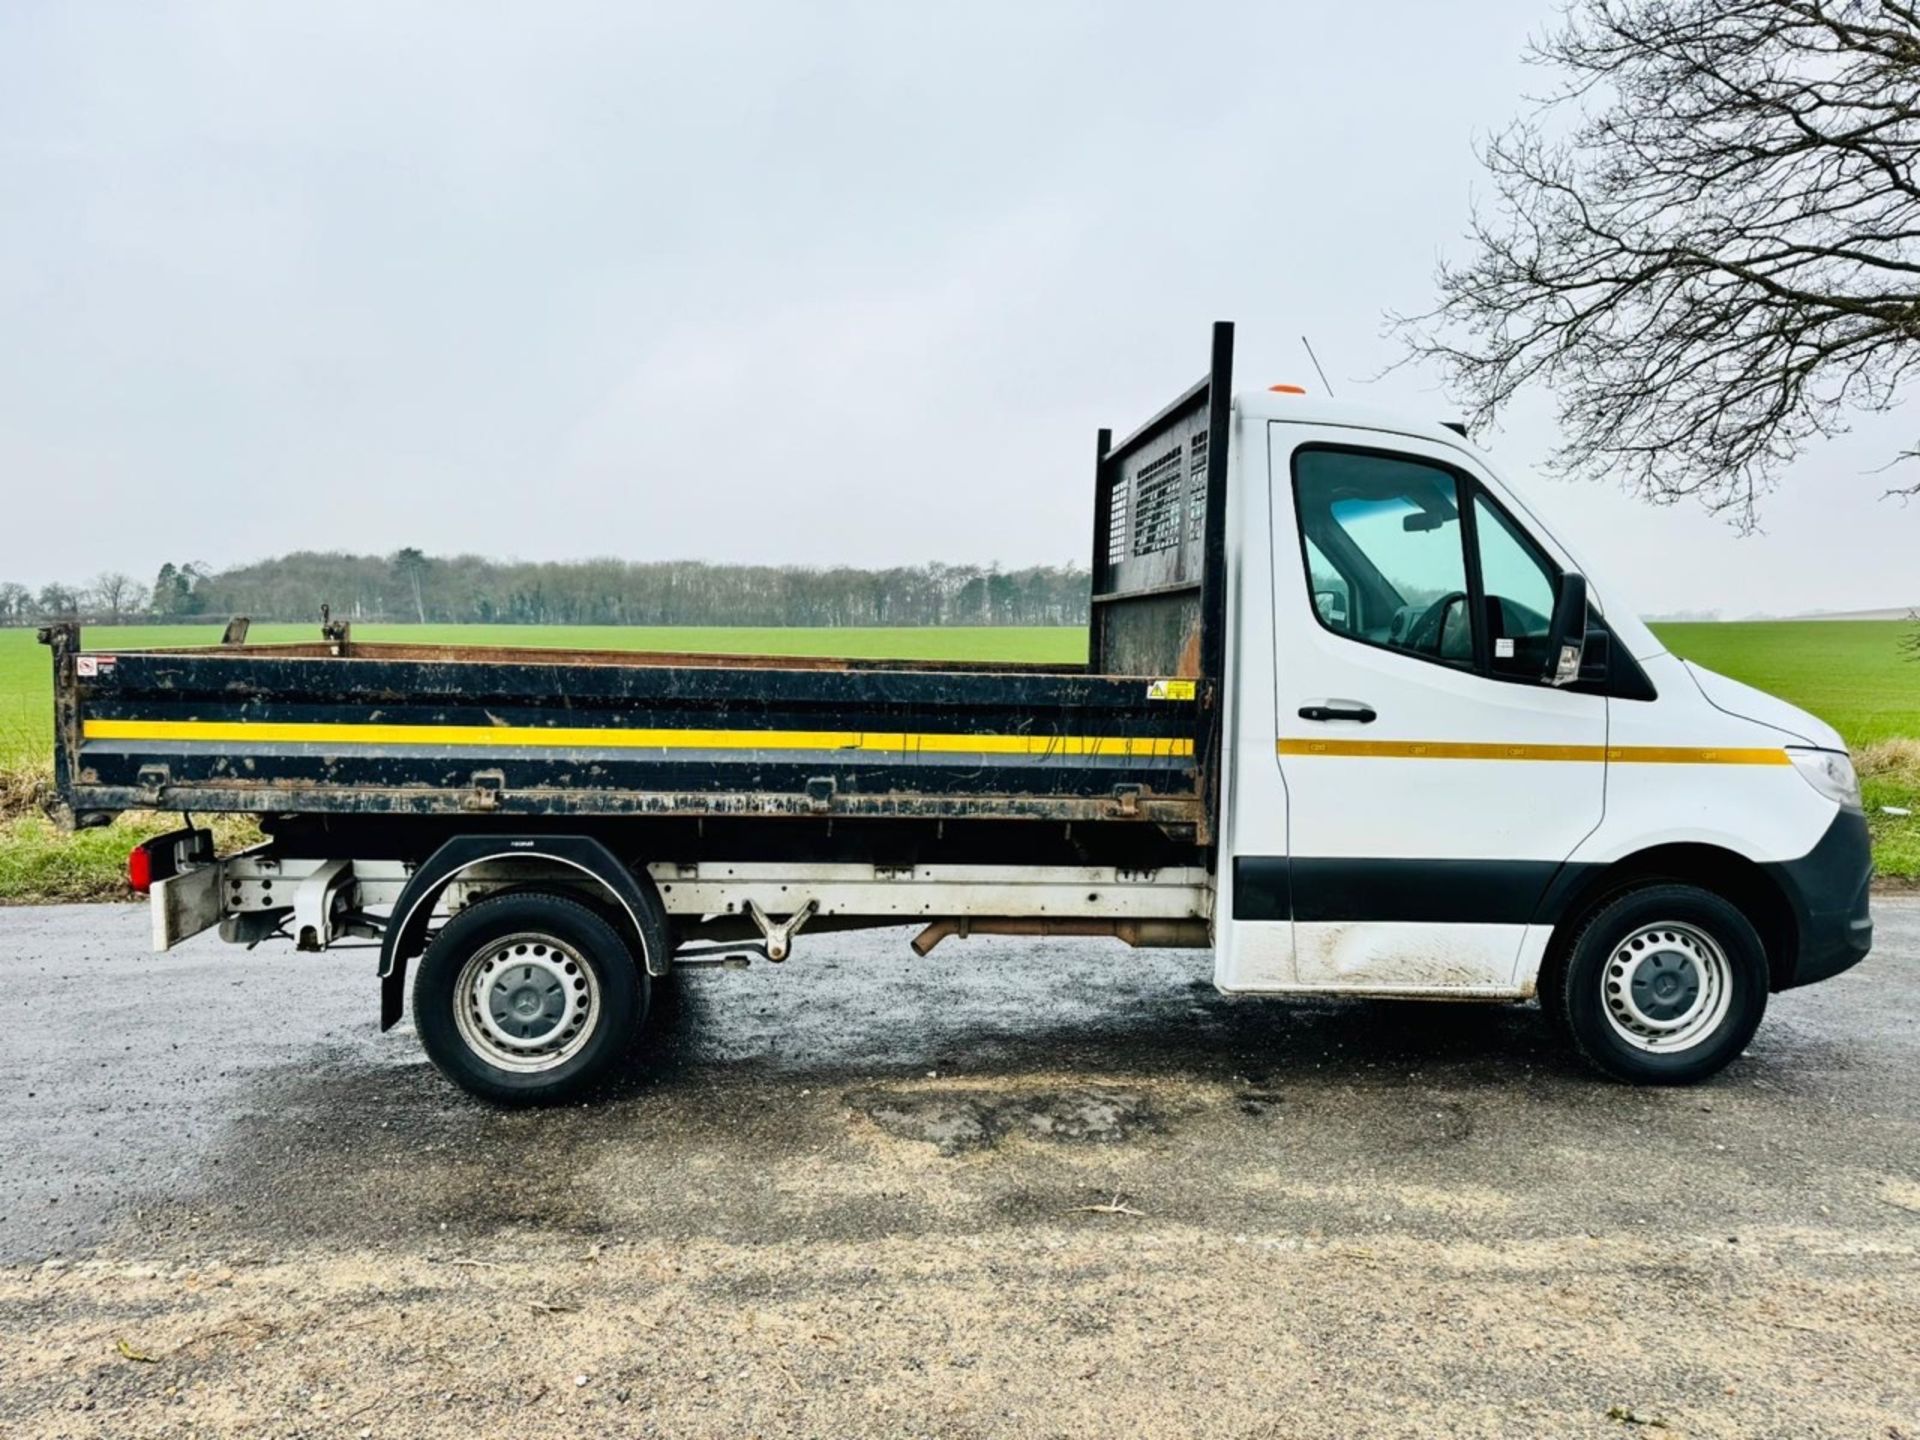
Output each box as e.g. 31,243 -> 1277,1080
1300,336 -> 1335,397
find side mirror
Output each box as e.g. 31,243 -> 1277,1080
1544,572 -> 1588,686
1314,590 -> 1349,629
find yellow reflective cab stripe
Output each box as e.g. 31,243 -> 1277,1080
1276,738 -> 1789,765
1598,745 -> 1793,766
81,718 -> 1193,759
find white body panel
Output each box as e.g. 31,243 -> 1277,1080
648,862 -> 1209,919
1573,653 -> 1838,866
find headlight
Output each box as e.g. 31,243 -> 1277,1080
1787,748 -> 1862,811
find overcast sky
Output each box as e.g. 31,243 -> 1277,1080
2,1 -> 1914,619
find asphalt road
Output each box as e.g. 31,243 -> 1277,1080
1,900 -> 1916,1439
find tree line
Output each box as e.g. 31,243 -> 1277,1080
0,552 -> 1092,628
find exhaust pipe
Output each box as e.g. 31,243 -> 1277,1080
909,917 -> 1209,957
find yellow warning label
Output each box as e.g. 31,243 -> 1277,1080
1146,678 -> 1197,702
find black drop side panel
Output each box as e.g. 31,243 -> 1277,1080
57,647 -> 1203,825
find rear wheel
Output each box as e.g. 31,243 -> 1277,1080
1545,883 -> 1769,1085
414,892 -> 648,1104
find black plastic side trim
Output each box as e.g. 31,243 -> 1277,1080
1231,856 -> 1600,924
1232,857 -> 1291,920
1761,809 -> 1874,989
1293,858 -> 1565,923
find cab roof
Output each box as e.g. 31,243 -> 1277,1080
1232,387 -> 1479,451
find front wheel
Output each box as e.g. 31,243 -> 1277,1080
1545,883 -> 1769,1085
414,892 -> 648,1104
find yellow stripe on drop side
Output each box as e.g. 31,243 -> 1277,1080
82,717 -> 1194,759
1276,738 -> 1789,765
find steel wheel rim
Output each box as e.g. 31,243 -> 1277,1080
1601,921 -> 1734,1053
452,932 -> 601,1073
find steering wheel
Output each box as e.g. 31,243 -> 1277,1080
1402,590 -> 1468,656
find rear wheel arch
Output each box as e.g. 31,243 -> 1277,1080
378,835 -> 671,1030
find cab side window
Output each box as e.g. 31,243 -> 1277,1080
1473,495 -> 1560,678
1293,449 -> 1473,668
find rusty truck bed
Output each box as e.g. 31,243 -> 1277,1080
42,632 -> 1205,831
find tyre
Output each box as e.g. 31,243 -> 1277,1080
414,891 -> 649,1104
1545,883 -> 1769,1085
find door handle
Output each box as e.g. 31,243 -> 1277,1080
1298,700 -> 1377,724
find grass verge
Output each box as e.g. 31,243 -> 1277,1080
0,757 -> 260,905
1860,740 -> 1920,886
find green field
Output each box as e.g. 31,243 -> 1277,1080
1651,620 -> 1919,745
0,618 -> 1913,889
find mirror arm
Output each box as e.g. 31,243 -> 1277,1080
1544,573 -> 1589,687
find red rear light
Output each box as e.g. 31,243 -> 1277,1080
128,844 -> 154,895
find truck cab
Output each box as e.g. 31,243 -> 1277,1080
54,322 -> 1873,1102
1205,382 -> 1872,1076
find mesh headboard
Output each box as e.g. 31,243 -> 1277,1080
1088,322 -> 1233,679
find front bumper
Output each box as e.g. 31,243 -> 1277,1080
1763,808 -> 1874,990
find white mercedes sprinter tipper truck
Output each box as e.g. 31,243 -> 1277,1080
44,323 -> 1874,1103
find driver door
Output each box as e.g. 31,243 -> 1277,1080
1268,425 -> 1606,991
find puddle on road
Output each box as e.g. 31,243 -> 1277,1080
848,1087 -> 1156,1155
57,949 -> 1652,1260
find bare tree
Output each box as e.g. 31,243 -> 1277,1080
93,571 -> 144,624
1395,0 -> 1920,527
0,582 -> 29,626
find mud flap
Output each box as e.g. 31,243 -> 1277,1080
151,865 -> 223,951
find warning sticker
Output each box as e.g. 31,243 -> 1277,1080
1146,678 -> 1197,702
75,655 -> 116,679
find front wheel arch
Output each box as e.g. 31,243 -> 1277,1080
1536,843 -> 1798,994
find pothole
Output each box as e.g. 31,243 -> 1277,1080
848,1087 -> 1155,1155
